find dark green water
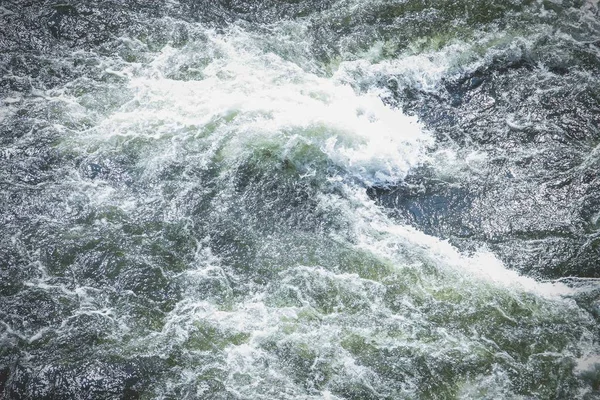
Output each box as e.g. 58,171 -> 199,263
1,0 -> 600,399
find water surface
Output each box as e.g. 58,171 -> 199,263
1,0 -> 600,398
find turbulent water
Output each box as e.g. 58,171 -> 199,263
2,0 -> 600,398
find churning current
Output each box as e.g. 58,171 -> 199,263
1,0 -> 600,399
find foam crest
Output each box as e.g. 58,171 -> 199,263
72,27 -> 430,187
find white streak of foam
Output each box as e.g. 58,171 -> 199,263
342,186 -> 577,298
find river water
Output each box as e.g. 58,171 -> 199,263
1,0 -> 600,399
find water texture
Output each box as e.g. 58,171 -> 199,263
1,0 -> 600,399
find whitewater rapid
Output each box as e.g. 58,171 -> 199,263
1,0 -> 600,399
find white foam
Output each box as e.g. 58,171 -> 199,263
76,27 -> 431,188
575,353 -> 600,373
337,186 -> 578,298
